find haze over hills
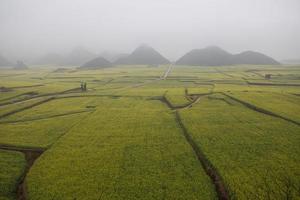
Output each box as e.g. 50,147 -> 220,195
115,44 -> 170,65
176,46 -> 233,66
35,47 -> 96,66
5,45 -> 282,67
63,47 -> 96,65
100,51 -> 130,63
176,46 -> 280,66
233,51 -> 280,65
0,54 -> 12,67
34,53 -> 65,65
80,56 -> 112,69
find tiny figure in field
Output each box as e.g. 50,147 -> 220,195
80,81 -> 87,91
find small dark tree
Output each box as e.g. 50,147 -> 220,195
265,74 -> 271,79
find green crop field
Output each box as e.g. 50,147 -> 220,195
0,150 -> 26,200
0,64 -> 299,200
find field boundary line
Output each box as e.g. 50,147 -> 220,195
0,109 -> 93,124
0,97 -> 55,120
221,92 -> 300,126
156,94 -> 230,199
0,87 -> 82,107
157,91 -> 211,110
246,81 -> 300,87
174,111 -> 229,200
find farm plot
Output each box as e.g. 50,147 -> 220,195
179,94 -> 300,199
0,97 -> 52,117
228,91 -> 300,123
26,97 -> 217,200
0,64 -> 299,200
0,97 -> 95,123
0,150 -> 26,200
164,88 -> 191,107
0,97 -> 95,148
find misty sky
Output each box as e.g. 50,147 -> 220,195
1,0 -> 300,61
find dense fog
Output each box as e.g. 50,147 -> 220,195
0,0 -> 299,62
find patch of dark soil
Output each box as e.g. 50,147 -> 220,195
0,86 -> 13,92
86,105 -> 96,108
291,93 -> 300,97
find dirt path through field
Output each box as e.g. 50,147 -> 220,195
0,87 -> 82,107
128,64 -> 173,88
0,97 -> 55,119
161,64 -> 172,79
155,93 -> 230,200
0,109 -> 93,124
174,112 -> 229,200
0,144 -> 45,200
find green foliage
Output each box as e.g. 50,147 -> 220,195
0,150 -> 26,200
180,94 -> 300,199
26,98 -> 216,200
0,64 -> 299,199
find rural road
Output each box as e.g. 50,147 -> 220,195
128,64 -> 173,88
161,64 -> 173,80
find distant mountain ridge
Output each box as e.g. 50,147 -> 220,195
100,51 -> 130,62
80,56 -> 112,69
115,44 -> 170,65
176,46 -> 280,66
64,48 -> 96,65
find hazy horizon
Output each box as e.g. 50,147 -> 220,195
1,0 -> 300,62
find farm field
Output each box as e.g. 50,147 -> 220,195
0,64 -> 299,199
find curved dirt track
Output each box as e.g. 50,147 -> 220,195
0,144 -> 45,200
155,92 -> 230,200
